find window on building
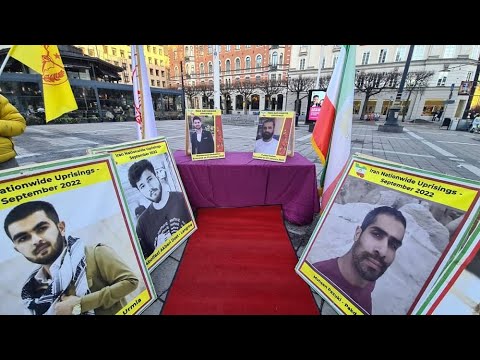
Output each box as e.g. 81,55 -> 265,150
185,46 -> 188,53
271,51 -> 278,66
208,62 -> 212,73
277,74 -> 281,81
112,48 -> 117,56
157,80 -> 160,86
148,57 -> 152,64
153,47 -> 157,54
103,45 -> 108,54
256,55 -> 262,69
378,49 -> 387,63
437,71 -> 448,86
161,70 -> 165,77
159,48 -> 163,56
162,81 -> 165,87
120,50 -> 125,58
122,62 -> 127,70
151,80 -> 154,86
147,45 -> 151,52
191,65 -> 194,75
156,70 -> 159,76
322,58 -> 326,69
467,71 -> 473,81
200,63 -> 204,75
198,45 -> 204,56
395,47 -> 406,62
255,75 -> 261,82
174,51 -> 177,60
361,51 -> 370,65
412,45 -> 425,60
245,56 -> 251,69
226,59 -> 231,73
235,58 -> 240,71
150,68 -> 153,75
443,45 -> 456,58
208,45 -> 212,54
226,45 -> 231,52
279,53 -> 283,65
299,58 -> 305,70
271,74 -> 276,81
333,55 -> 338,68
88,49 -> 94,56
114,61 -> 119,66
175,66 -> 179,77
246,45 -> 251,48
189,46 -> 194,56
236,45 -> 241,50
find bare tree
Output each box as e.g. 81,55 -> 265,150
257,79 -> 284,110
197,83 -> 214,109
233,79 -> 256,114
183,85 -> 198,109
317,75 -> 332,91
286,76 -> 316,114
220,82 -> 233,114
355,71 -> 400,119
401,70 -> 435,120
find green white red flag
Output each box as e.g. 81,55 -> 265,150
311,45 -> 356,210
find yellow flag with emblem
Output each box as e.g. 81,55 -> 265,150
8,45 -> 78,122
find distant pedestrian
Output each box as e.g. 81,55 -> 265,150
0,95 -> 27,170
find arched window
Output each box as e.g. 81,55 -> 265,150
271,52 -> 278,66
189,46 -> 194,56
190,65 -> 195,75
226,59 -> 231,73
235,95 -> 243,110
256,55 -> 262,69
174,66 -> 179,77
235,58 -> 241,71
200,63 -> 204,75
245,56 -> 251,69
279,53 -> 283,65
184,46 -> 188,53
208,62 -> 212,74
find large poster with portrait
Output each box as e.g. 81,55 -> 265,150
185,109 -> 224,161
89,137 -> 197,272
0,153 -> 156,315
253,111 -> 295,163
306,89 -> 326,122
296,154 -> 480,315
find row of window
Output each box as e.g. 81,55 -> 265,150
175,55 -> 269,77
184,45 -> 265,56
186,73 -> 282,87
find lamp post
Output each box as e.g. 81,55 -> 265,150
180,61 -> 186,117
378,45 -> 415,133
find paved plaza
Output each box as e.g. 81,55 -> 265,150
13,118 -> 480,315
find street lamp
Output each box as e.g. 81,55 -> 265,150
378,45 -> 415,133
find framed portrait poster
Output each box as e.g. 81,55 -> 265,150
185,109 -> 225,161
0,153 -> 156,315
296,154 -> 480,315
89,137 -> 197,271
253,111 -> 295,163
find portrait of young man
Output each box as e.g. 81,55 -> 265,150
128,158 -> 193,259
254,118 -> 279,155
190,116 -> 214,155
3,200 -> 139,315
311,206 -> 406,314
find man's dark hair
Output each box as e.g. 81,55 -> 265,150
313,95 -> 319,99
361,206 -> 406,232
192,116 -> 202,123
128,159 -> 155,189
262,118 -> 275,128
4,201 -> 60,240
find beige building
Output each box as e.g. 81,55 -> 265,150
76,45 -> 169,88
288,45 -> 480,121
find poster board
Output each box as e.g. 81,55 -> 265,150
185,109 -> 225,161
296,154 -> 480,315
0,153 -> 156,315
253,111 -> 295,163
88,137 -> 197,271
305,89 -> 326,122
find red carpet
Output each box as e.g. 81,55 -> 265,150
162,206 -> 319,315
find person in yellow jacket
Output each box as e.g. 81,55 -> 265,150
0,95 -> 27,170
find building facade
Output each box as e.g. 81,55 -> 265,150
288,45 -> 480,122
168,45 -> 291,113
76,45 -> 170,88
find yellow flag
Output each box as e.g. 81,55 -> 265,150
8,45 -> 78,122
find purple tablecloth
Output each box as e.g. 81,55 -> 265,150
174,151 -> 320,225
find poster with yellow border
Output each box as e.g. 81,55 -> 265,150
0,153 -> 156,315
295,154 -> 480,315
89,137 -> 197,272
185,109 -> 225,161
253,111 -> 294,163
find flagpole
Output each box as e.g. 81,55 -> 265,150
0,53 -> 11,77
315,45 -> 324,89
136,45 -> 146,139
213,45 -> 220,110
